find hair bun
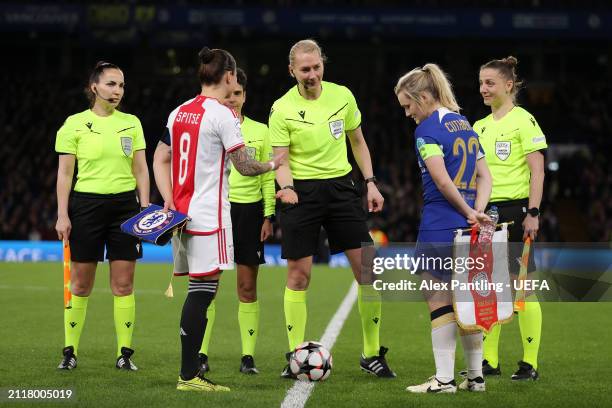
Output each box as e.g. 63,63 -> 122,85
503,56 -> 518,67
198,47 -> 215,64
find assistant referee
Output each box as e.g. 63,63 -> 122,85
55,61 -> 150,371
474,56 -> 546,381
270,39 -> 395,378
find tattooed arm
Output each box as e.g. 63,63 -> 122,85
229,146 -> 279,176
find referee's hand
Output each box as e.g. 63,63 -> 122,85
522,214 -> 539,240
56,214 -> 72,241
367,184 -> 384,213
276,189 -> 298,204
260,218 -> 273,242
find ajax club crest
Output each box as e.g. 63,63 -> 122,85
132,210 -> 174,235
471,271 -> 491,297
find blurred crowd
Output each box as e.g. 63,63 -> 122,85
64,0 -> 612,8
0,44 -> 610,243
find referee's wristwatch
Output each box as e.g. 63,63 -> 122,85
365,176 -> 378,186
527,207 -> 540,217
281,185 -> 295,191
264,214 -> 276,223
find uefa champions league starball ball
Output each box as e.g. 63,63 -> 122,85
289,341 -> 333,382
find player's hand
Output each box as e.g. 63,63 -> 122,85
260,218 -> 273,242
56,214 -> 71,241
271,150 -> 287,171
467,210 -> 491,226
522,214 -> 539,240
367,183 -> 384,213
276,188 -> 298,204
162,201 -> 176,212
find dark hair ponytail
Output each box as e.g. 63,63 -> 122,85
84,61 -> 121,107
198,47 -> 215,64
197,47 -> 237,86
480,56 -> 523,101
236,68 -> 247,90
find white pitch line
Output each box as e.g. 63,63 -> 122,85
280,281 -> 358,408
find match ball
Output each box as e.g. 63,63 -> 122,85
289,341 -> 332,382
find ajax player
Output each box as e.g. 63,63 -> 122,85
153,47 -> 283,392
197,68 -> 276,375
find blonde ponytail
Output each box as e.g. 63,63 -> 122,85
394,63 -> 460,112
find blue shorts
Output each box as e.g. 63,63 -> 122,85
415,228 -> 462,281
417,229 -> 457,243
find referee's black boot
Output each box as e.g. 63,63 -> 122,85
360,346 -> 396,378
280,352 -> 297,379
482,359 -> 502,376
198,353 -> 210,373
511,360 -> 539,381
459,359 -> 501,377
58,346 -> 77,370
116,347 -> 138,371
240,355 -> 260,374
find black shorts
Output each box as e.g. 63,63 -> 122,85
280,174 -> 372,259
69,191 -> 143,262
487,198 -> 536,274
231,200 -> 265,265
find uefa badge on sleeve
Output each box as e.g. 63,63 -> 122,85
120,204 -> 189,246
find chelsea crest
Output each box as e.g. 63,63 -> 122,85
132,210 -> 174,234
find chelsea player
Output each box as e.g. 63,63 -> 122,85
394,63 -> 492,393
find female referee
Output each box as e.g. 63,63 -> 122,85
394,63 -> 492,393
475,56 -> 546,381
55,61 -> 150,371
270,39 -> 395,379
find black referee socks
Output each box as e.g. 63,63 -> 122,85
179,279 -> 219,380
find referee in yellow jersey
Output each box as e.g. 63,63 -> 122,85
270,39 -> 395,378
474,56 -> 546,381
196,68 -> 275,375
55,61 -> 150,371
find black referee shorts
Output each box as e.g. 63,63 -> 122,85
69,191 -> 143,262
487,198 -> 536,274
280,174 -> 372,260
230,200 -> 265,266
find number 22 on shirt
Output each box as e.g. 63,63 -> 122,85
452,136 -> 479,190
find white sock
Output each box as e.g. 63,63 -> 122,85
431,322 -> 457,383
460,331 -> 483,379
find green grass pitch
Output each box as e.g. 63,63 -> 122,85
1,262 -> 611,407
